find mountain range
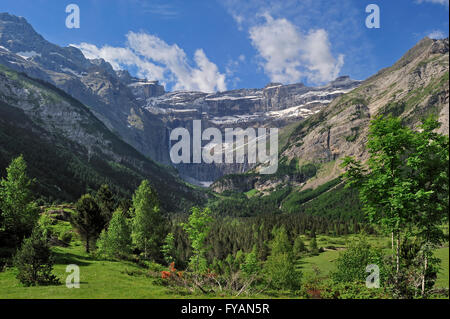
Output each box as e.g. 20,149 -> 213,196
0,12 -> 448,214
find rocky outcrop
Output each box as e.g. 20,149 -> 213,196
0,63 -> 205,211
214,37 -> 449,193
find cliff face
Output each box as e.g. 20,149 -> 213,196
0,63 -> 205,211
141,76 -> 360,185
0,13 -> 361,185
0,13 -> 171,165
212,37 -> 449,193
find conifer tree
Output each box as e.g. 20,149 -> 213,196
72,194 -> 104,253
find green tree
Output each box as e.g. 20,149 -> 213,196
270,227 -> 292,255
95,184 -> 116,226
131,180 -> 165,260
341,116 -> 449,297
161,232 -> 176,265
263,226 -> 301,291
182,206 -> 213,274
407,118 -> 449,295
331,236 -> 384,284
72,194 -> 104,253
13,226 -> 59,286
293,235 -> 307,258
309,237 -> 319,256
0,156 -> 39,246
96,209 -> 132,259
240,245 -> 260,277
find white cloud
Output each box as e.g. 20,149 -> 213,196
427,30 -> 447,39
416,0 -> 449,6
73,32 -> 227,93
249,14 -> 344,84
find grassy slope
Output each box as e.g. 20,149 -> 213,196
0,245 -> 176,299
295,234 -> 449,289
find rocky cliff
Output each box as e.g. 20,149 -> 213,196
0,13 -> 360,185
212,37 -> 449,193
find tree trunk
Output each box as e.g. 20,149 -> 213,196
391,232 -> 394,251
396,233 -> 400,274
86,235 -> 90,253
421,254 -> 428,297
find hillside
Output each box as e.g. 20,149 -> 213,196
0,64 -> 205,211
212,37 -> 449,206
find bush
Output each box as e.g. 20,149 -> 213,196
331,236 -> 384,284
13,227 -> 60,286
264,252 -> 301,291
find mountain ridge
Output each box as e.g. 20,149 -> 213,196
212,36 -> 449,194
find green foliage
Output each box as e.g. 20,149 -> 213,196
13,226 -> 59,286
182,207 -> 213,273
161,232 -> 176,265
293,235 -> 307,257
131,180 -> 165,260
240,245 -> 260,277
314,280 -> 389,299
264,252 -> 301,291
95,184 -> 116,226
96,209 -> 132,259
281,177 -> 342,214
331,236 -> 384,284
263,226 -> 301,291
341,116 -> 449,297
0,156 -> 39,246
71,194 -> 104,253
309,237 -> 319,256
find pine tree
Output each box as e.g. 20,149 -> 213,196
72,194 -> 104,253
95,184 -> 116,226
241,245 -> 260,277
309,237 -> 319,255
14,226 -> 59,286
293,235 -> 307,258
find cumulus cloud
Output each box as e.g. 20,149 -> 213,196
427,30 -> 447,39
249,14 -> 344,84
73,32 -> 226,93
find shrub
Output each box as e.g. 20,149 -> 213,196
331,236 -> 384,284
13,227 -> 60,286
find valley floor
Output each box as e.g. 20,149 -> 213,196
0,235 -> 448,299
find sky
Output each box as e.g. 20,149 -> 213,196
1,0 -> 449,92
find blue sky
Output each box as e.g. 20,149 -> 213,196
1,0 -> 449,92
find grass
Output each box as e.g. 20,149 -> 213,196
0,244 -> 180,299
297,250 -> 341,278
435,247 -> 449,289
0,230 -> 447,298
295,234 -> 449,290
